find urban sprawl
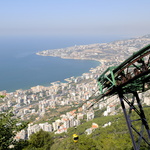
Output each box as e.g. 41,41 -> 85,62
0,35 -> 150,140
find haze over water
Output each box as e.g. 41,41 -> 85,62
0,35 -> 123,92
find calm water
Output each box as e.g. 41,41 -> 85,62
0,35 -> 123,92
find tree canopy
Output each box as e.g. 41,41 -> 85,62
0,111 -> 27,150
24,129 -> 53,150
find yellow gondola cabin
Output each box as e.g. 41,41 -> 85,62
73,134 -> 79,143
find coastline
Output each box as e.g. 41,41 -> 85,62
2,34 -> 150,93
35,52 -> 101,86
3,54 -> 100,93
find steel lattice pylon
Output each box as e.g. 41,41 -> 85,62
118,91 -> 150,149
97,44 -> 150,150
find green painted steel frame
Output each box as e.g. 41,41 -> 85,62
96,44 -> 150,149
97,66 -> 116,95
97,44 -> 150,95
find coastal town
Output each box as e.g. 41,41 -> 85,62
0,35 -> 150,140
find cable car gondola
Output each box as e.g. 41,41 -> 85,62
73,134 -> 79,143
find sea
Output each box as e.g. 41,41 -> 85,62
0,35 -> 125,92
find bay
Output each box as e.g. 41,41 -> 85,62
0,35 -> 123,92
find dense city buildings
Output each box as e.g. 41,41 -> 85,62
0,35 -> 150,140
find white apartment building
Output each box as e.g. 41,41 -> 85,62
87,111 -> 94,121
39,122 -> 52,132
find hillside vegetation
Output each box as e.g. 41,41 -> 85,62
50,107 -> 150,150
1,107 -> 150,150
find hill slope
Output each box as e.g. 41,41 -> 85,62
51,107 -> 150,150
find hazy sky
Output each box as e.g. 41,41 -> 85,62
0,0 -> 150,37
